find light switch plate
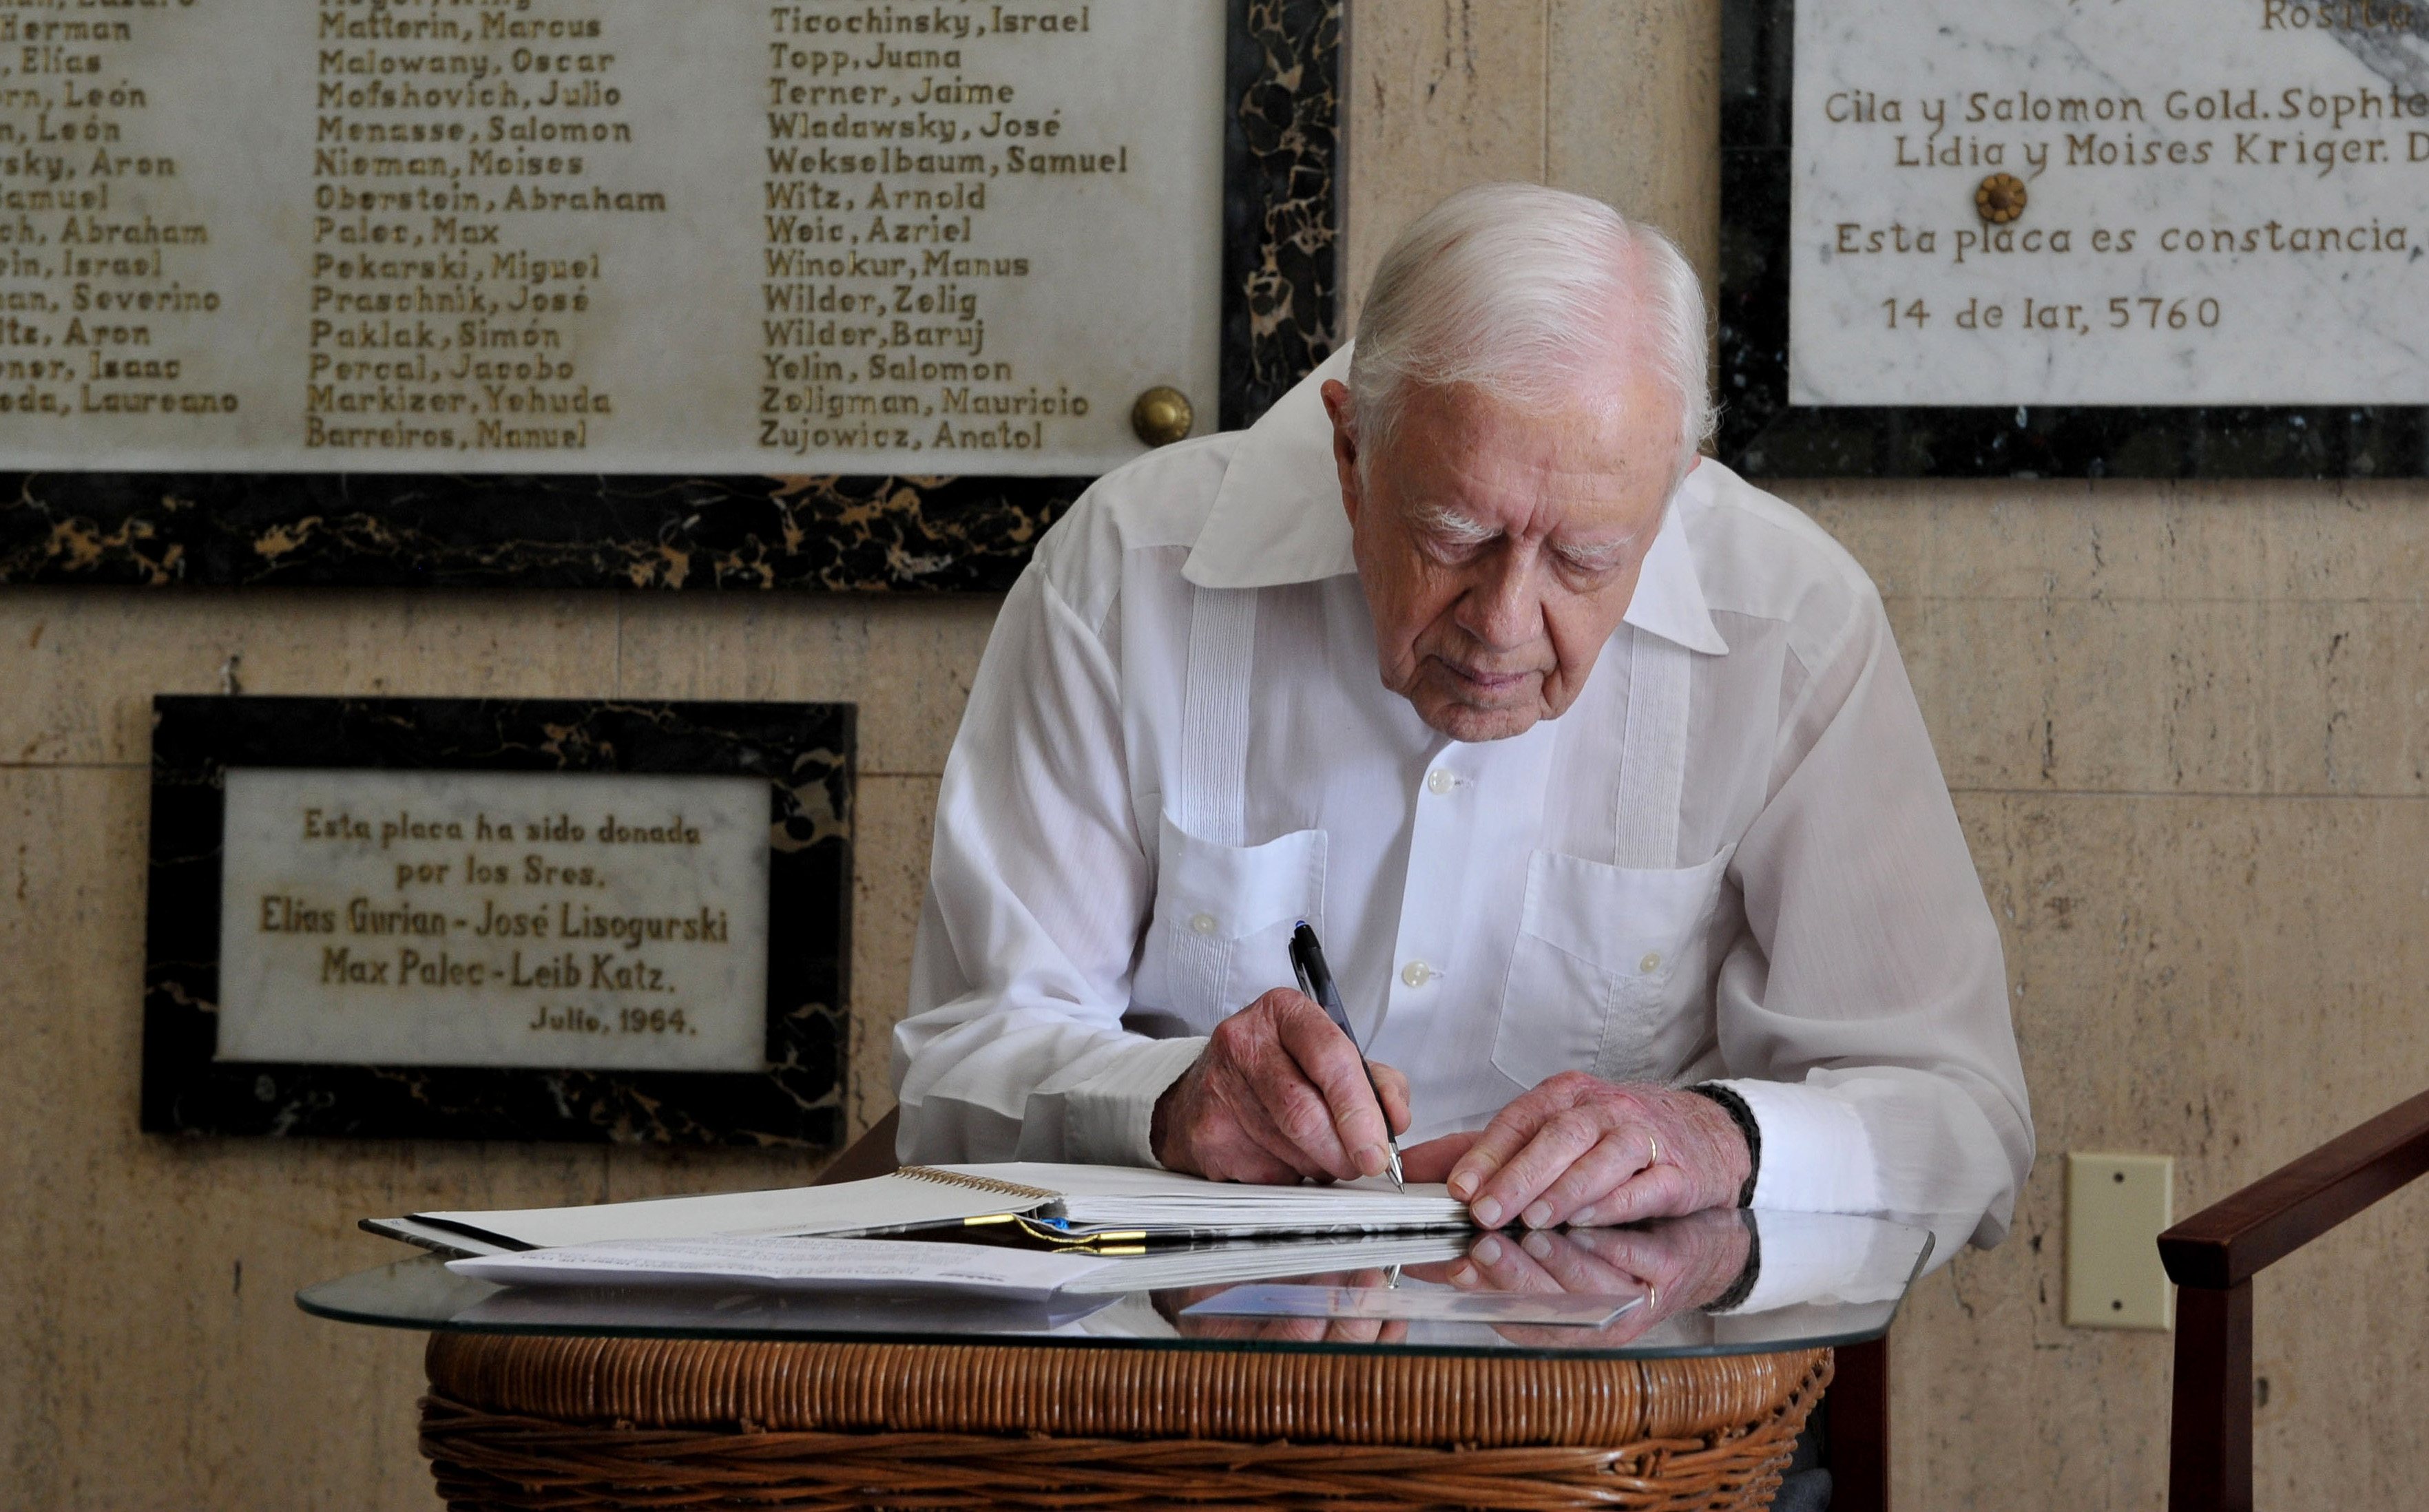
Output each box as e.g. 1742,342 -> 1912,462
2067,1153 -> 2176,1330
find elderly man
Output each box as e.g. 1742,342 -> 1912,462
893,183 -> 2033,1248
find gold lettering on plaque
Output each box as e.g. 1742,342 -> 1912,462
0,3 -> 1224,474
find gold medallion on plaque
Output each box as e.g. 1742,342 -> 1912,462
1131,386 -> 1195,447
1974,174 -> 2027,225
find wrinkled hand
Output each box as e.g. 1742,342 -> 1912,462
1401,1073 -> 1749,1228
1151,987 -> 1411,1184
1404,1210 -> 1754,1347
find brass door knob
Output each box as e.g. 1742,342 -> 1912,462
1131,386 -> 1194,447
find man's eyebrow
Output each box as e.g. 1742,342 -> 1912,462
1550,530 -> 1638,569
1411,502 -> 1641,567
1409,502 -> 1499,545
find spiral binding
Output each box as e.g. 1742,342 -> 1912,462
896,1166 -> 1063,1204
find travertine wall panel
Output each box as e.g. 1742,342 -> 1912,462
0,766 -> 579,1510
2259,602 -> 2429,795
615,597 -> 997,777
0,590 -> 620,767
2262,484 -> 2429,600
846,775 -> 944,1134
1343,0 -> 1550,311
1904,789 -> 2429,1509
1884,594 -> 2275,795
1545,0 -> 1721,287
1798,481 -> 2275,602
1810,485 -> 2429,799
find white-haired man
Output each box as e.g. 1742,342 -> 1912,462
892,184 -> 2034,1248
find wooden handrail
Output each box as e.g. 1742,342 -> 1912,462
2160,1087 -> 2429,1511
2158,1088 -> 2429,1290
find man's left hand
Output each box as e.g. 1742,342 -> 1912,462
1401,1073 -> 1751,1228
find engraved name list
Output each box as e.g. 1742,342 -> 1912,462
0,0 -> 1224,472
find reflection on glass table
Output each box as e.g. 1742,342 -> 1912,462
300,1208 -> 1933,1361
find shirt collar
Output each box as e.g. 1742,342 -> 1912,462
1625,472 -> 1729,655
1182,346 -> 1359,590
1181,344 -> 1727,657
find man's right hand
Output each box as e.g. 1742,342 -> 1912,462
1150,987 -> 1410,1184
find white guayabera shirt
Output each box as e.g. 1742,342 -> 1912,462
893,350 -> 2035,1248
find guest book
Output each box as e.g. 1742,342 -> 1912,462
370,1162 -> 1474,1257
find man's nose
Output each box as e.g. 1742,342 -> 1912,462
1455,554 -> 1540,651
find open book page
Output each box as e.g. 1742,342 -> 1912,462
406,1169 -> 1050,1252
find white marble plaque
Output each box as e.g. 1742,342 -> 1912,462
1795,0 -> 2429,405
0,0 -> 1224,472
216,768 -> 769,1070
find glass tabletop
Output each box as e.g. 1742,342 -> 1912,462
299,1207 -> 1934,1361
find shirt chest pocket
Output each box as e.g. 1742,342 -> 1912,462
1140,812 -> 1328,1032
1492,843 -> 1735,1089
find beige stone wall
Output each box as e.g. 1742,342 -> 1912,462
1,2 -> 2423,1506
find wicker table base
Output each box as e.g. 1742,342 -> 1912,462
421,1334 -> 1832,1511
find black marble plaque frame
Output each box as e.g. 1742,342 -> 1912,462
1720,0 -> 2429,479
0,0 -> 1340,590
143,696 -> 851,1144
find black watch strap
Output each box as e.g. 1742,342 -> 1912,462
1686,1082 -> 1761,1209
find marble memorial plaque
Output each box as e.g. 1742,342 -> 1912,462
143,696 -> 851,1144
1793,0 -> 2429,406
216,768 -> 770,1071
0,0 -> 1224,474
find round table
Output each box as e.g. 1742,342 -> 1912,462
302,1209 -> 1928,1511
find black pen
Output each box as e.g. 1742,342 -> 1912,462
1289,921 -> 1406,1192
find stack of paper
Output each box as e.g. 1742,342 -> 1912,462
373,1162 -> 1474,1256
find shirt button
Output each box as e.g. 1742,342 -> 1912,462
1425,769 -> 1456,796
1401,960 -> 1433,988
1190,913 -> 1218,935
1638,952 -> 1663,974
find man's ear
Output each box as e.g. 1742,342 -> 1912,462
1320,379 -> 1363,527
